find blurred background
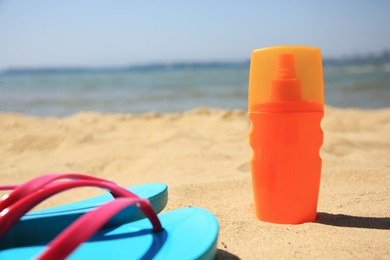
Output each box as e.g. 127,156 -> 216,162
0,0 -> 389,116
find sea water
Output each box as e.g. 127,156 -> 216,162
0,60 -> 389,117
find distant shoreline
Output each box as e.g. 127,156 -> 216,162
0,61 -> 249,75
2,53 -> 390,75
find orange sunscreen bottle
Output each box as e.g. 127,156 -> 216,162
248,46 -> 324,224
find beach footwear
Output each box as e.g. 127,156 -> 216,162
0,173 -> 168,243
0,178 -> 219,259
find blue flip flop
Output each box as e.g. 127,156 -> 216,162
0,181 -> 218,259
0,174 -> 168,245
0,207 -> 219,259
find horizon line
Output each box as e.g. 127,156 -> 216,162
1,53 -> 390,74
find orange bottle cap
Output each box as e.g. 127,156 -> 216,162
248,46 -> 324,112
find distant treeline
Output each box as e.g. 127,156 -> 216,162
324,49 -> 390,64
1,61 -> 249,75
2,51 -> 390,75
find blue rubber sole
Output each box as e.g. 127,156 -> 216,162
0,207 -> 219,260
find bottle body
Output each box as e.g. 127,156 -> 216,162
249,102 -> 323,224
248,46 -> 325,224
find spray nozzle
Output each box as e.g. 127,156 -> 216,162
271,53 -> 301,100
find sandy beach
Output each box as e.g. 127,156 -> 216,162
0,106 -> 389,259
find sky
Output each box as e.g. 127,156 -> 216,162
0,0 -> 389,70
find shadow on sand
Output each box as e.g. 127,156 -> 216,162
215,249 -> 240,260
316,212 -> 390,230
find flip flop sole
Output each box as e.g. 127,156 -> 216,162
0,207 -> 218,260
1,183 -> 168,247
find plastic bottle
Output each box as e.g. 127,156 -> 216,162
248,46 -> 324,224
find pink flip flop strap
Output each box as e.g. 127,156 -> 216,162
0,185 -> 17,191
0,179 -> 161,239
0,173 -> 138,211
38,198 -> 162,260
